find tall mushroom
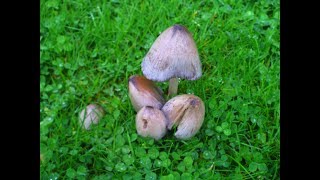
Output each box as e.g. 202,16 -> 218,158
142,24 -> 202,96
128,75 -> 165,112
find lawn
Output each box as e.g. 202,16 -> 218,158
40,0 -> 280,179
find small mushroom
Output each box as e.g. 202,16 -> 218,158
128,75 -> 165,112
161,94 -> 205,140
142,24 -> 202,96
136,106 -> 167,140
79,104 -> 105,130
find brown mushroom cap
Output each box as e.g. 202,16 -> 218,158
136,106 -> 167,140
128,75 -> 165,112
161,94 -> 205,140
141,24 -> 202,82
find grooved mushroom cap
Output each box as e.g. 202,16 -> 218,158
128,75 -> 165,112
161,94 -> 205,140
79,104 -> 105,130
142,24 -> 202,82
136,106 -> 167,140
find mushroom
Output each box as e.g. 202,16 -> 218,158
79,104 -> 105,130
128,75 -> 165,112
141,24 -> 202,96
136,106 -> 167,140
161,94 -> 205,140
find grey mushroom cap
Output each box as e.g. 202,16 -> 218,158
161,94 -> 205,140
128,75 -> 165,112
142,24 -> 202,82
136,106 -> 168,140
79,104 -> 105,130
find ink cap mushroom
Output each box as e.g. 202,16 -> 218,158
136,106 -> 167,140
161,94 -> 205,140
141,24 -> 202,96
128,75 -> 165,112
79,104 -> 105,130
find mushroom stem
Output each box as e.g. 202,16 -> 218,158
168,78 -> 179,96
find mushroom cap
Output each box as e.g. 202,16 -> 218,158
161,94 -> 205,140
136,106 -> 167,140
128,75 -> 165,112
79,104 -> 105,130
142,24 -> 202,82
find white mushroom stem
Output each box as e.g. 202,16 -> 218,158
168,78 -> 179,96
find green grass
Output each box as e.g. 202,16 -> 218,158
40,0 -> 280,179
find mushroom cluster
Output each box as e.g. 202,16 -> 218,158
129,24 -> 205,140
